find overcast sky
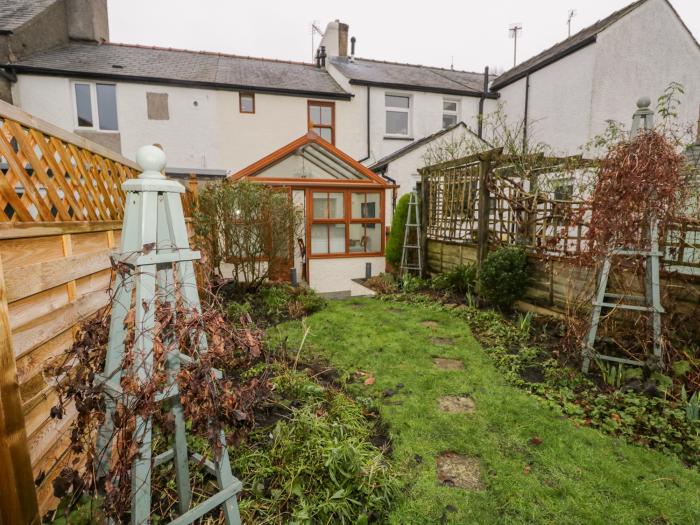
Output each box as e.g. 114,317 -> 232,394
107,0 -> 699,74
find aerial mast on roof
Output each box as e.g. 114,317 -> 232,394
311,21 -> 324,62
567,9 -> 577,37
508,23 -> 522,67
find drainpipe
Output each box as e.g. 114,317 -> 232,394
522,73 -> 530,153
358,85 -> 371,162
478,66 -> 489,139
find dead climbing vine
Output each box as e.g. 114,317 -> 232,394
46,267 -> 271,523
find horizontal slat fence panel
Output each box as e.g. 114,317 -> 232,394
0,96 -> 200,522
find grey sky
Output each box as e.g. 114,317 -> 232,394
107,0 -> 699,74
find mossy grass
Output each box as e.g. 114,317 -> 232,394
271,298 -> 700,525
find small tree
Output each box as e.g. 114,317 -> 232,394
194,181 -> 301,290
386,193 -> 411,269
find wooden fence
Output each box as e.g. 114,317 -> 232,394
0,100 -> 197,523
420,150 -> 700,316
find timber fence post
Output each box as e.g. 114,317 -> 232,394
0,254 -> 41,525
476,157 -> 492,269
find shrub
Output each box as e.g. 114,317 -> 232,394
364,273 -> 399,294
234,394 -> 398,524
431,263 -> 477,295
194,181 -> 302,290
479,247 -> 530,309
401,273 -> 427,294
385,194 -> 412,268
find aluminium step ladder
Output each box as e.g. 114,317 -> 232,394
400,191 -> 423,275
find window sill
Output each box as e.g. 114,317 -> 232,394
75,128 -> 120,133
384,136 -> 414,141
309,252 -> 384,259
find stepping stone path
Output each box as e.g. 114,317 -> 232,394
438,395 -> 476,414
432,357 -> 465,370
436,452 -> 484,490
430,337 -> 455,346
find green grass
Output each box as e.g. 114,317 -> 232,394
270,298 -> 700,525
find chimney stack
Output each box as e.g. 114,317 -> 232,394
338,21 -> 349,56
67,0 -> 109,42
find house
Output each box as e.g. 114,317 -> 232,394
0,1 -> 494,197
492,0 -> 700,155
369,121 -> 487,200
228,132 -> 393,296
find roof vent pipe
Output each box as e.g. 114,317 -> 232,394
350,36 -> 356,62
320,46 -> 327,67
315,48 -> 321,68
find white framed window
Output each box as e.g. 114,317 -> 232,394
385,93 -> 411,137
72,81 -> 119,131
442,99 -> 459,129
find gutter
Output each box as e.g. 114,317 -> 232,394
349,79 -> 499,99
0,66 -> 17,83
522,73 -> 530,153
358,85 -> 371,162
5,65 -> 354,100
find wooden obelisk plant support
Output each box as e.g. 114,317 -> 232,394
581,98 -> 679,373
95,146 -> 242,524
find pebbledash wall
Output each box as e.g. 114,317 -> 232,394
497,0 -> 700,155
10,74 -> 360,173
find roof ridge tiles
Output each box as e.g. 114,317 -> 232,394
349,56 -> 486,76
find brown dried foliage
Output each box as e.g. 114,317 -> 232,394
47,273 -> 271,522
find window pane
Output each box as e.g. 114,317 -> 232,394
328,192 -> 344,218
386,111 -> 408,135
312,193 -> 327,218
74,83 -> 93,127
311,224 -> 345,254
329,223 -> 345,253
385,94 -> 409,108
240,94 -> 254,113
443,114 -> 458,129
96,83 -> 118,130
311,224 -> 328,254
312,192 -> 344,218
319,127 -> 332,142
443,100 -> 458,111
351,192 -> 380,219
320,106 -> 332,125
309,105 -> 321,124
349,223 -> 381,253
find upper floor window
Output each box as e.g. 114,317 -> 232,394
443,99 -> 459,129
308,101 -> 334,143
385,94 -> 410,137
240,92 -> 255,113
73,82 -> 118,131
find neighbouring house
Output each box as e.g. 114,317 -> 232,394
369,121 -> 487,200
492,0 -> 700,155
228,132 -> 393,296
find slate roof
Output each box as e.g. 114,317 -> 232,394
491,0 -> 649,91
0,0 -> 59,33
330,57 -> 496,98
5,42 -> 352,98
370,122 -> 485,172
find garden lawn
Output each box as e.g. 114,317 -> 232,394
271,298 -> 700,525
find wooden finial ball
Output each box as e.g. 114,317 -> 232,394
136,145 -> 167,178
